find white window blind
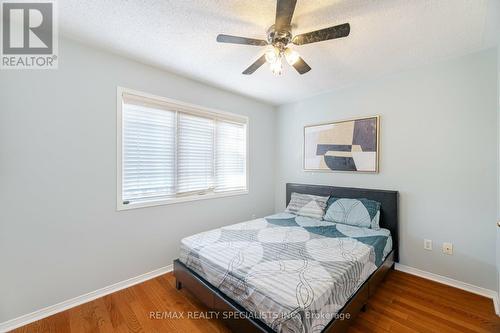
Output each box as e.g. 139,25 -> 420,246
122,99 -> 176,203
215,120 -> 246,192
177,113 -> 215,194
119,91 -> 247,208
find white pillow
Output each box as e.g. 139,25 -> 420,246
285,192 -> 329,220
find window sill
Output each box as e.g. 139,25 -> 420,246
117,189 -> 249,211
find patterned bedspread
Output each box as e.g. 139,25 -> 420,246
179,213 -> 392,333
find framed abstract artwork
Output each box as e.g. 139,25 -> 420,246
304,115 -> 379,172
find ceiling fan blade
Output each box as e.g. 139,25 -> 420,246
242,55 -> 267,75
292,57 -> 311,74
216,34 -> 267,46
275,0 -> 297,31
292,23 -> 350,45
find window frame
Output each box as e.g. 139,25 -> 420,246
116,86 -> 249,211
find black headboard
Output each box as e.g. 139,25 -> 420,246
286,183 -> 399,262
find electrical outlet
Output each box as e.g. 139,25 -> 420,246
442,242 -> 453,255
424,239 -> 432,250
251,214 -> 256,219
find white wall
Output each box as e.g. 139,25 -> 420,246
275,49 -> 498,291
0,37 -> 276,322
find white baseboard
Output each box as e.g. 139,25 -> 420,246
395,263 -> 499,316
0,264 -> 173,333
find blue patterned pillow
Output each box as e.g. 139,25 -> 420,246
324,197 -> 381,229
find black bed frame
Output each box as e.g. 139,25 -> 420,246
174,183 -> 399,332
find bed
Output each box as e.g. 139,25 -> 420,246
174,183 -> 399,333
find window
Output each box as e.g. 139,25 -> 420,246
117,88 -> 248,210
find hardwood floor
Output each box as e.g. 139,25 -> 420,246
11,270 -> 500,333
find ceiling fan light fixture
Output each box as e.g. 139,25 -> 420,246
284,48 -> 299,65
270,56 -> 283,76
265,46 -> 280,64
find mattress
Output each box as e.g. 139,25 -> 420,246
179,212 -> 392,333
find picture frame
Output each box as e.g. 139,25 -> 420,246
303,115 -> 380,173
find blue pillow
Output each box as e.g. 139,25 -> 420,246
324,197 -> 381,229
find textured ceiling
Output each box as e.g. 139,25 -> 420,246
59,0 -> 500,105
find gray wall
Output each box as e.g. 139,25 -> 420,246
275,49 -> 498,290
0,38 -> 276,322
1,37 -> 498,324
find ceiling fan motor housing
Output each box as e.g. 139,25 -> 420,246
267,25 -> 292,51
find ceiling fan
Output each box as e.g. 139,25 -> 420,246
216,0 -> 350,76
